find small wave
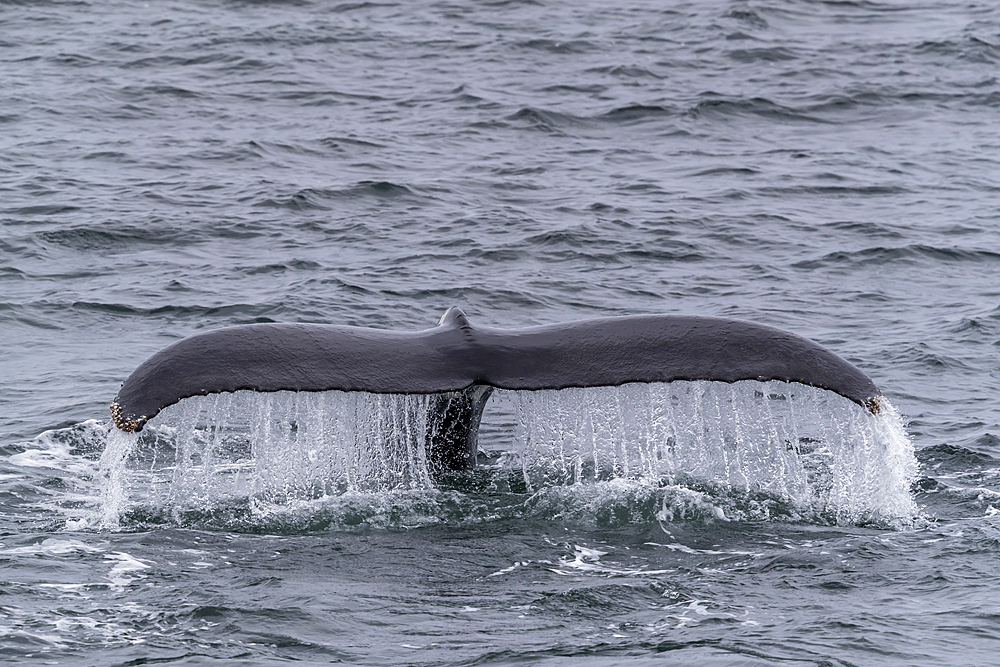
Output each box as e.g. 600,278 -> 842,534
255,182 -> 418,210
586,64 -> 663,79
4,204 -> 80,216
506,107 -> 586,133
123,302 -> 278,320
688,166 -> 759,178
123,52 -> 276,74
119,84 -> 204,101
81,150 -> 136,163
508,104 -> 677,131
922,481 -> 1000,512
919,443 -> 999,472
802,91 -> 891,114
49,52 -> 101,67
514,39 -> 597,55
316,135 -> 387,151
222,0 -> 313,7
893,343 -> 977,377
687,96 -> 826,123
113,489 -> 510,534
254,188 -> 338,211
330,1 -> 386,12
0,300 -> 279,322
792,245 -> 1000,270
243,260 -> 322,275
759,183 -> 908,197
914,36 -> 1000,64
523,229 -> 591,248
727,47 -> 797,63
600,104 -> 674,122
0,266 -> 26,279
822,220 -> 905,239
273,88 -> 387,104
478,0 -> 542,6
246,139 -> 327,159
36,224 -> 187,251
539,83 -> 608,95
724,8 -> 769,29
532,581 -> 676,617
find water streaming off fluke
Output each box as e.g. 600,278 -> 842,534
98,380 -> 918,530
508,382 -> 917,526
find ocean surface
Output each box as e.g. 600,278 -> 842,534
2,0 -> 1000,664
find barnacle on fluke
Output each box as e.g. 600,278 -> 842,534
109,401 -> 146,433
865,396 -> 884,415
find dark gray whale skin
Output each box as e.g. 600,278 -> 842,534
110,308 -> 882,468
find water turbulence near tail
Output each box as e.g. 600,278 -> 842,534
98,379 -> 918,530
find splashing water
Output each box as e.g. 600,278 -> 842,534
96,381 -> 918,530
97,391 -> 449,528
507,382 -> 918,526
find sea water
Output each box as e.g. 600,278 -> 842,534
2,0 -> 999,663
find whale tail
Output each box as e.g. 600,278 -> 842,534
110,307 -> 883,472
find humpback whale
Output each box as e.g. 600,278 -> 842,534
110,307 -> 882,471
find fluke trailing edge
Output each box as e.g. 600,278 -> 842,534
110,307 -> 883,443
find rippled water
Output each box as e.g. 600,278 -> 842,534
2,0 -> 1000,664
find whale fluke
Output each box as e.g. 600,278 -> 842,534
110,308 -> 883,469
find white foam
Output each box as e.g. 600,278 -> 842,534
10,419 -> 109,475
2,538 -> 104,556
549,543 -> 672,577
105,552 -> 152,590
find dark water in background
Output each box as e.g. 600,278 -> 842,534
2,0 -> 1000,664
